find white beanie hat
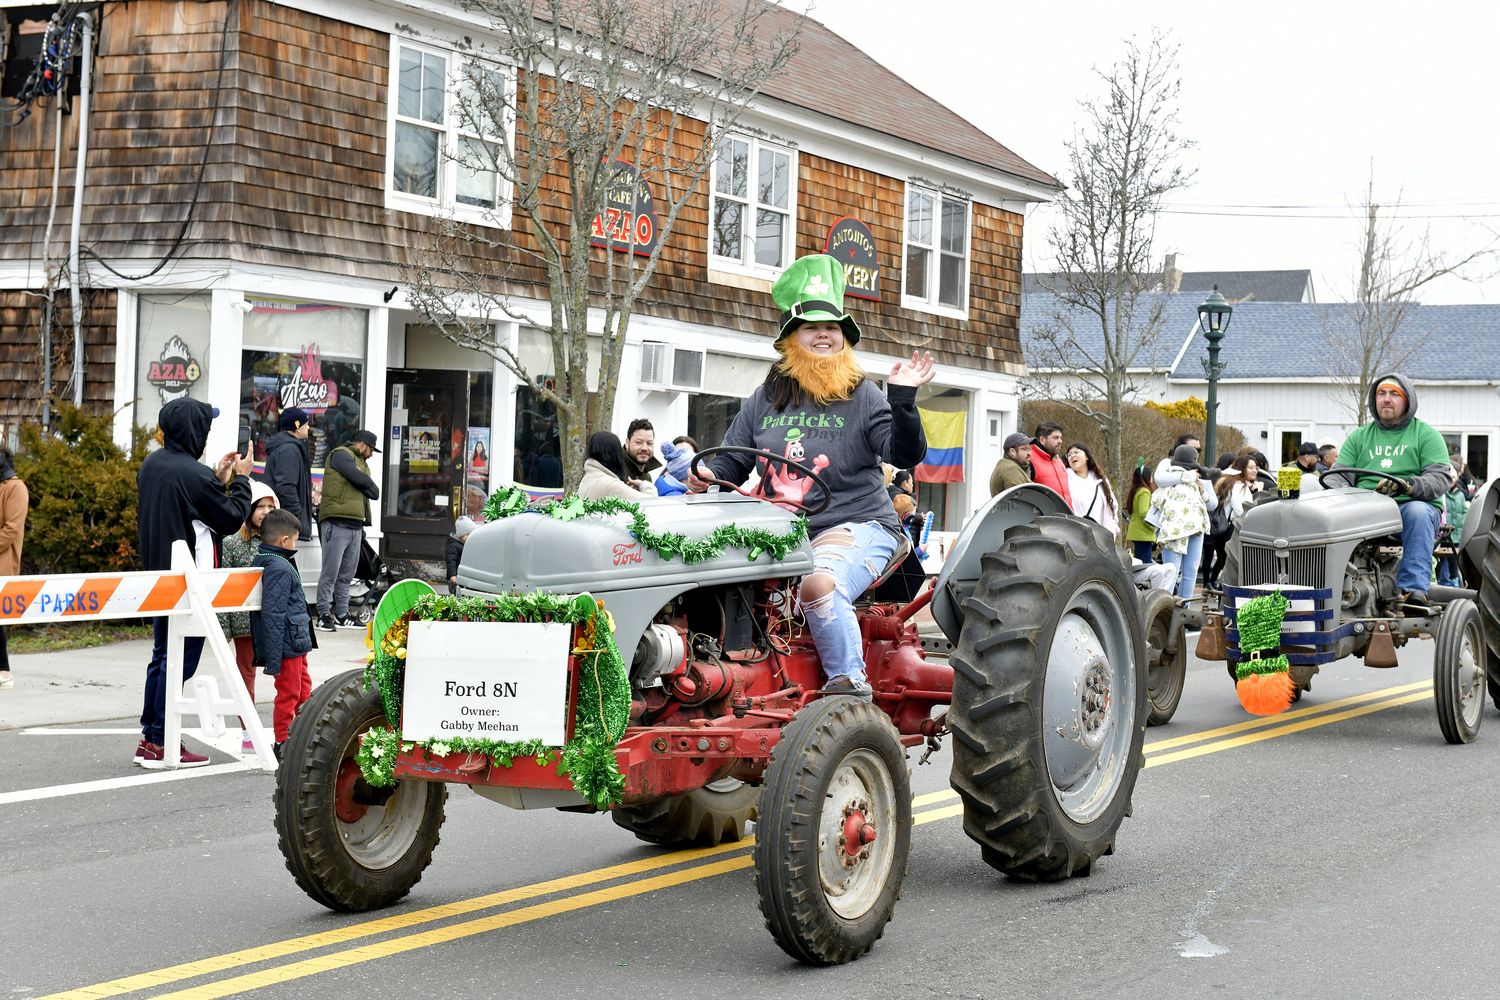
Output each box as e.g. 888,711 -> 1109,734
454,515 -> 477,537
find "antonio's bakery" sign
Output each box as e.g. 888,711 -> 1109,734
825,217 -> 880,301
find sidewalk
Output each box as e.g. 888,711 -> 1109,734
0,628 -> 373,730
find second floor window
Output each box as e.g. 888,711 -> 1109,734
710,135 -> 794,272
903,187 -> 969,313
391,44 -> 508,218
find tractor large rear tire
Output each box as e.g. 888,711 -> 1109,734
948,515 -> 1147,881
755,697 -> 911,965
1476,518 -> 1500,710
1142,589 -> 1186,726
275,669 -> 447,911
611,780 -> 759,846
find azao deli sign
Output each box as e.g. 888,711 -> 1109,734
589,160 -> 659,257
825,217 -> 880,301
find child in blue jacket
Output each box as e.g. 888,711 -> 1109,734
250,508 -> 314,760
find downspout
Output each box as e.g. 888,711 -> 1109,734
68,11 -> 94,408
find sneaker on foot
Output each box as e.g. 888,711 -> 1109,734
818,675 -> 874,702
335,614 -> 362,629
315,614 -> 338,632
133,739 -> 159,766
175,744 -> 211,768
241,734 -> 256,754
0,674 -> 12,690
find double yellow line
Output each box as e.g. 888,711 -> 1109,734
42,679 -> 1433,1000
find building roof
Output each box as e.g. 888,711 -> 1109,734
1021,293 -> 1500,383
756,6 -> 1058,190
1023,269 -> 1314,302
1164,301 -> 1500,382
1176,269 -> 1314,303
1019,290 -> 1205,372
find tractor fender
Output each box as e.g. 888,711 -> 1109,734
930,483 -> 1073,644
1458,478 -> 1497,587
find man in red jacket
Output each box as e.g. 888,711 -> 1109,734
1029,421 -> 1072,505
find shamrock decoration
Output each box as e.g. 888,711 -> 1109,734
1381,458 -> 1393,469
552,495 -> 587,521
805,274 -> 831,297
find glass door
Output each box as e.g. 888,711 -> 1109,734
385,370 -> 469,551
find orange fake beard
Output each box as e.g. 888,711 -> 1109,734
776,336 -> 866,406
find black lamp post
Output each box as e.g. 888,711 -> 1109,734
1198,285 -> 1234,462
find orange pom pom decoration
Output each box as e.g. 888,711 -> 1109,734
1236,671 -> 1297,716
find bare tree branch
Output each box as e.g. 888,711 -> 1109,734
1023,30 -> 1194,489
402,0 -> 800,490
1320,167 -> 1498,424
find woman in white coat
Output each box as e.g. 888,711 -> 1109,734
1064,442 -> 1119,537
577,431 -> 659,501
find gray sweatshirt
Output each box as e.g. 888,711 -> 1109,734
709,381 -> 927,536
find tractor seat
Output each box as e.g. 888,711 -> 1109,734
863,531 -> 914,594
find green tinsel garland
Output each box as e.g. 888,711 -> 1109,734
481,485 -> 808,564
358,591 -> 631,810
1234,590 -> 1291,680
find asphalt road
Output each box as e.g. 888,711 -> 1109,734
4,637 -> 1499,1000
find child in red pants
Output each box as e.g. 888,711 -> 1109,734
249,509 -> 315,761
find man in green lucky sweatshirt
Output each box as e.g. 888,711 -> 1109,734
1328,373 -> 1451,605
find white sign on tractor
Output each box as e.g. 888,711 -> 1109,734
401,621 -> 572,745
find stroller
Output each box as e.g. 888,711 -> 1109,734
346,537 -> 395,624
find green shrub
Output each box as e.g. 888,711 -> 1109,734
16,404 -> 149,574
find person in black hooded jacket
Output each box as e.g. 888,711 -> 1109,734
134,398 -> 254,768
261,407 -> 313,540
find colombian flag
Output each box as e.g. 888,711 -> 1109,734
915,408 -> 965,483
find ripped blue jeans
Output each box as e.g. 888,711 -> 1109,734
798,521 -> 899,683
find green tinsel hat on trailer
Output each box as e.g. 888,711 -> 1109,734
1234,590 -> 1297,716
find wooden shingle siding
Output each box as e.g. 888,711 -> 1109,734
0,0 -> 1025,374
0,290 -> 117,422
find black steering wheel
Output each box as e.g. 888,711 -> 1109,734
690,445 -> 832,517
1318,468 -> 1409,493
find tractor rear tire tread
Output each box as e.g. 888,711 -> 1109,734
610,783 -> 759,846
948,516 -> 1148,883
274,669 -> 446,912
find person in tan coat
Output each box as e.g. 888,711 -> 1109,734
0,447 -> 28,689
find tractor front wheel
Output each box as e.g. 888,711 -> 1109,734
754,697 -> 911,965
948,515 -> 1147,881
275,669 -> 447,911
1434,599 -> 1486,745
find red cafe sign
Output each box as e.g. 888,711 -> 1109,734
588,160 -> 659,258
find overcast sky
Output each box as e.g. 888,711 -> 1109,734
805,0 -> 1500,304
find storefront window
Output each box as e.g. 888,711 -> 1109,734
136,293 -> 212,431
239,299 -> 367,503
514,378 -> 563,487
466,371 -> 493,516
686,393 -> 743,450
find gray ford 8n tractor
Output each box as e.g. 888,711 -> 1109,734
276,458 -> 1149,966
1178,471 -> 1500,743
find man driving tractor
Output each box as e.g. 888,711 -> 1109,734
1328,373 -> 1452,607
688,254 -> 933,699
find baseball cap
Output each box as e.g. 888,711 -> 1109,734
351,429 -> 381,453
1298,441 -> 1321,456
279,407 -> 309,431
1003,432 -> 1031,452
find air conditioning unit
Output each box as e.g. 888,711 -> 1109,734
639,343 -> 704,392
671,348 -> 704,391
639,342 -> 670,390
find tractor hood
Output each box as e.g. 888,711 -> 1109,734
456,493 -> 814,658
1236,487 -> 1402,549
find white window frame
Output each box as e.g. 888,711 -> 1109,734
384,38 -> 514,229
901,184 -> 971,320
707,132 -> 798,278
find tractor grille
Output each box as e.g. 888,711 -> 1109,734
1241,544 -> 1328,589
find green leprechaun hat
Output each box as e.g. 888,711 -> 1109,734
772,254 -> 862,345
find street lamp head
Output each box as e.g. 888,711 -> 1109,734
1198,284 -> 1233,341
